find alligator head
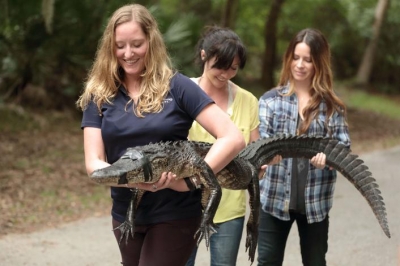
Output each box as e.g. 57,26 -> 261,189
90,149 -> 154,185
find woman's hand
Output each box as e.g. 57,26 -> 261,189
258,155 -> 282,179
269,155 -> 282,165
310,152 -> 327,169
126,172 -> 191,192
258,165 -> 268,179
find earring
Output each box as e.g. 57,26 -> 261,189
200,49 -> 206,61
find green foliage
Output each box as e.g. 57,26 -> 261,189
1,0 -> 400,111
371,0 -> 400,92
234,0 -> 270,80
0,0 -> 132,108
151,6 -> 203,77
340,0 -> 376,38
156,0 -> 225,77
335,0 -> 400,91
314,1 -> 361,79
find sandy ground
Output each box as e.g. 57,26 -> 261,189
0,146 -> 399,266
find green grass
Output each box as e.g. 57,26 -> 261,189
0,106 -> 41,132
342,89 -> 400,120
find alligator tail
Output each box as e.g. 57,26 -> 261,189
241,134 -> 390,238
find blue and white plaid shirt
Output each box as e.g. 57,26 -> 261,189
258,86 -> 351,223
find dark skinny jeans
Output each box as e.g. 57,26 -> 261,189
257,210 -> 329,266
113,216 -> 201,266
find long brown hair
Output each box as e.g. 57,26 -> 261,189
76,4 -> 174,117
278,28 -> 346,134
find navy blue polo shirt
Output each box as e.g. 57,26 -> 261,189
81,72 -> 213,224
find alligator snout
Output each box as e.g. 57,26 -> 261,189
90,167 -> 128,184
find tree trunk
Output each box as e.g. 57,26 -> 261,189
42,0 -> 55,34
260,0 -> 285,91
221,0 -> 239,29
355,0 -> 390,85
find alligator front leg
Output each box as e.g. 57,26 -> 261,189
245,168 -> 260,264
114,188 -> 139,245
193,159 -> 222,248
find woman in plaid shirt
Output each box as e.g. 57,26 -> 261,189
257,28 -> 351,266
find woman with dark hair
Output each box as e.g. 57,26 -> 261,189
185,26 -> 265,266
76,5 -> 245,266
257,28 -> 351,266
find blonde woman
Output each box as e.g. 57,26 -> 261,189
76,4 -> 245,266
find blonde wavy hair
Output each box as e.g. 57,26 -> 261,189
76,4 -> 174,117
278,28 -> 347,135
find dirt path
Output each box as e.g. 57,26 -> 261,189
0,146 -> 399,266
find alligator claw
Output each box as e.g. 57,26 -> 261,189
245,223 -> 258,264
114,221 -> 135,245
194,222 -> 218,248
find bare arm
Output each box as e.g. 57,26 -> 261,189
83,127 -> 110,175
84,127 -> 141,188
194,103 -> 246,174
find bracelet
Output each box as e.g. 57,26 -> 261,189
190,176 -> 202,189
184,177 -> 196,191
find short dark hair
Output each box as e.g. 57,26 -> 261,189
195,25 -> 247,70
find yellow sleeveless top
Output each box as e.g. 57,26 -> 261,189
188,78 -> 259,223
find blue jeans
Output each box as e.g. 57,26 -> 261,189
257,210 -> 329,266
185,216 -> 245,266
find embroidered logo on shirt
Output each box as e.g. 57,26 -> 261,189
163,98 -> 173,104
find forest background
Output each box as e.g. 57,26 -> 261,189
1,0 -> 400,236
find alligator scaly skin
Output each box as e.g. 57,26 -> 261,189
90,135 -> 390,264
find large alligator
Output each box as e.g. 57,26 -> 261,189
90,135 -> 390,264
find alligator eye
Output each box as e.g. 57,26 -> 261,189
121,149 -> 144,160
130,150 -> 144,160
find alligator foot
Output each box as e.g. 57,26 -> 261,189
194,221 -> 218,248
113,188 -> 138,245
114,221 -> 135,245
245,223 -> 258,264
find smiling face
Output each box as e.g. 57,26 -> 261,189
203,55 -> 240,89
290,42 -> 315,86
114,21 -> 148,78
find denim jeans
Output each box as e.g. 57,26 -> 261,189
257,209 -> 329,266
185,216 -> 245,266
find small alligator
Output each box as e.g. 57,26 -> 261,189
90,135 -> 390,264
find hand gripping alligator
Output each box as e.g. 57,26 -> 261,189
90,135 -> 390,264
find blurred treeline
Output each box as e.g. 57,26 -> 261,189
0,0 -> 398,111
